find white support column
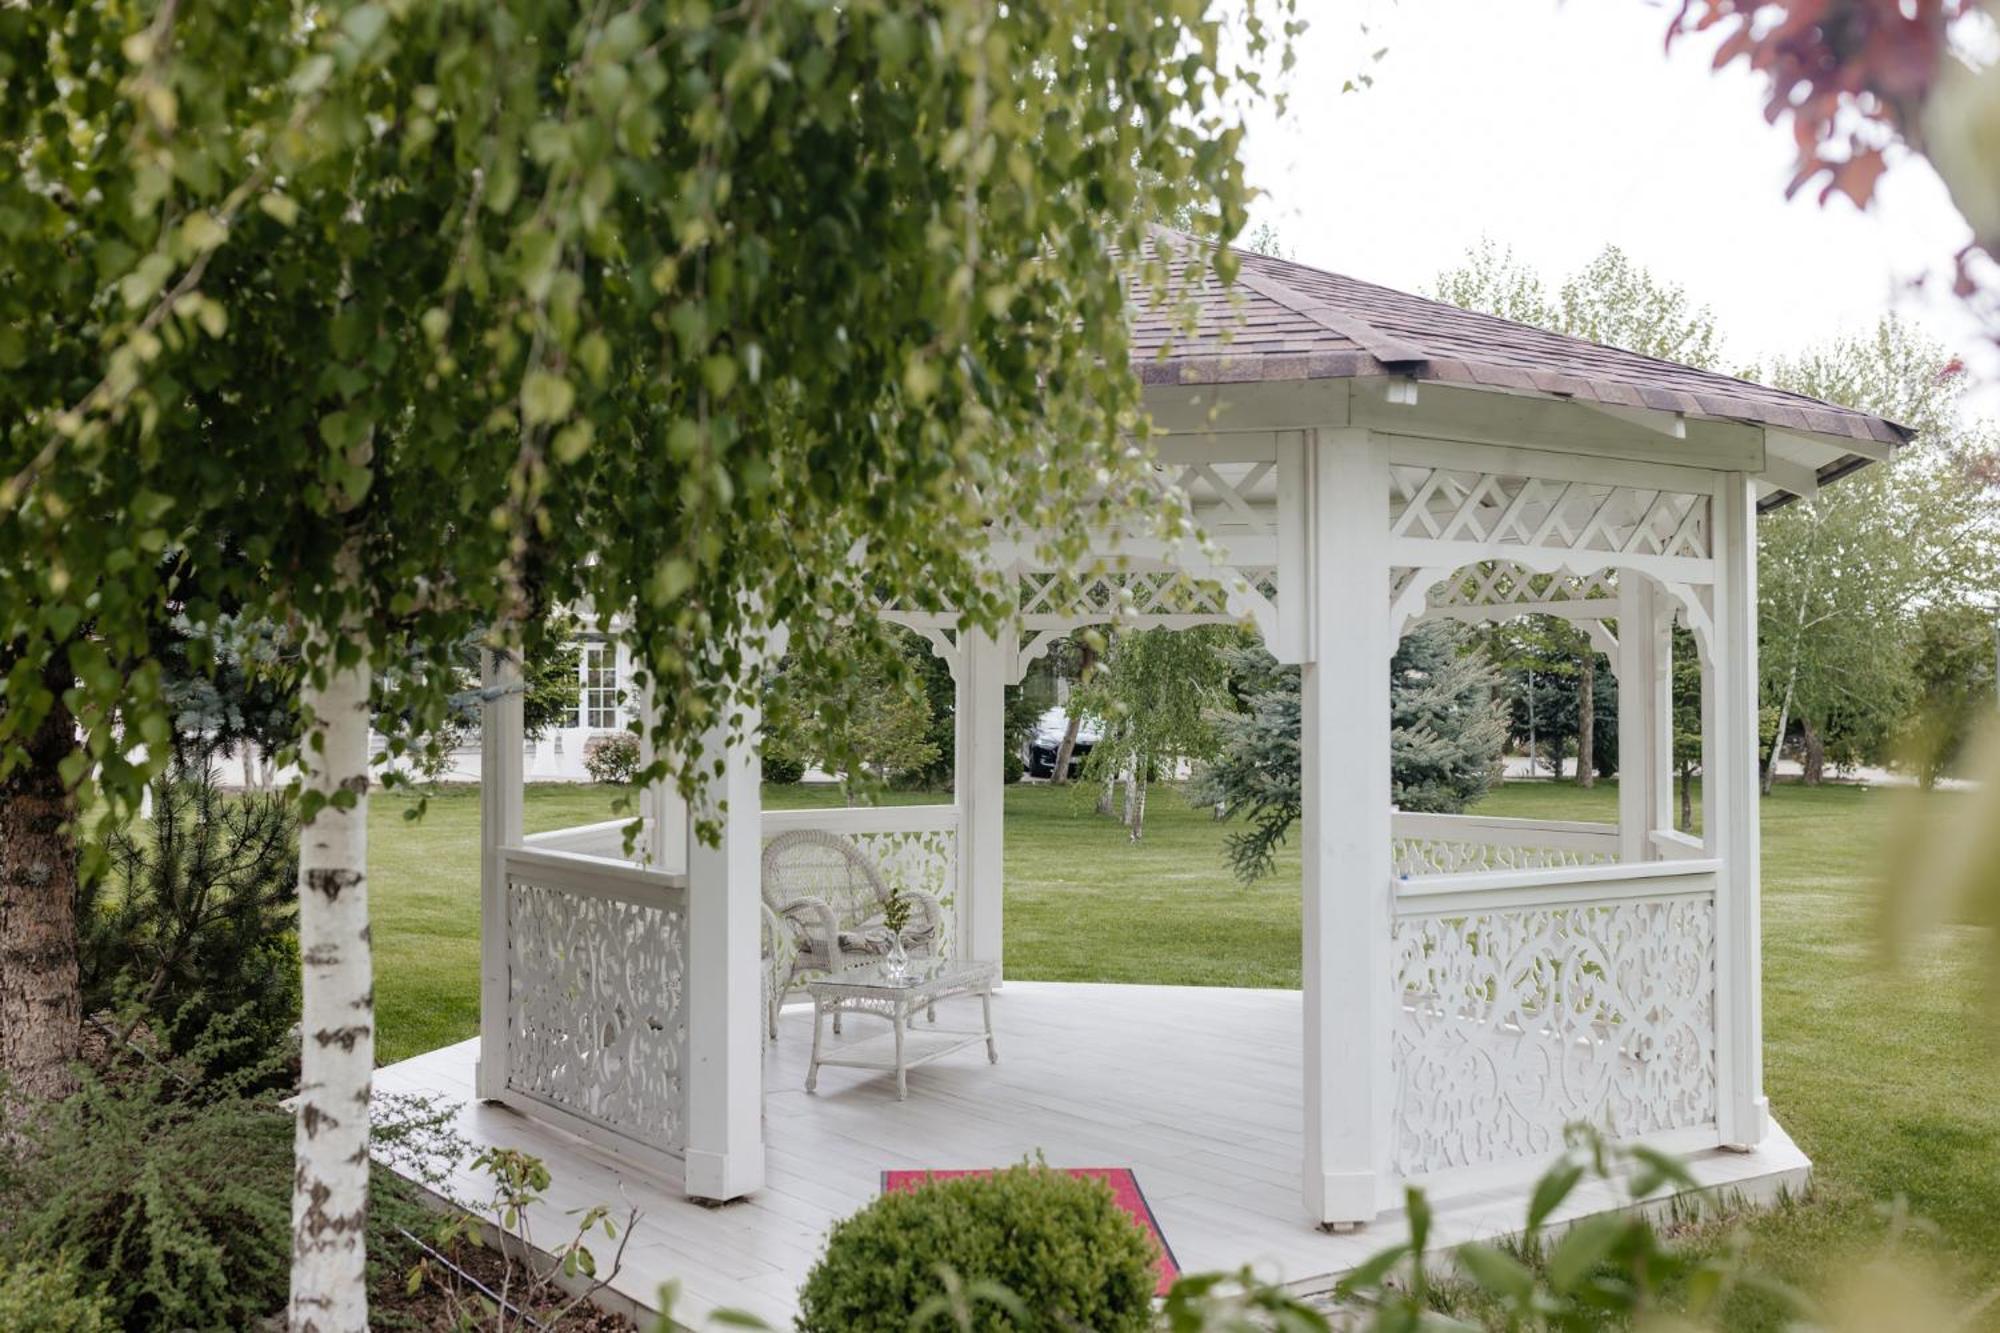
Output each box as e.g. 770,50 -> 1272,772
1709,474 -> 1767,1150
476,649 -> 524,1102
1614,578 -> 1671,862
1300,427 -> 1394,1226
637,679 -> 689,875
683,675 -> 767,1202
954,626 -> 1011,969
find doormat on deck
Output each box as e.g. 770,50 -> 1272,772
881,1167 -> 1180,1296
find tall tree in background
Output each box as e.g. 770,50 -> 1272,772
1072,626 -> 1238,840
1756,319 -> 1998,789
1195,623 -> 1505,883
1483,617 -> 1619,782
2,3 -> 1287,1326
1433,242 -> 1725,370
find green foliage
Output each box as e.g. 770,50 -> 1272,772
795,1164 -> 1159,1332
415,1146 -> 632,1328
521,635 -> 584,742
762,752 -> 807,785
1195,624 -> 1505,882
1075,626 -> 1239,837
0,1021 -> 435,1330
1333,1128 -> 1794,1332
1482,617 -> 1618,780
81,760 -> 299,1076
0,1016 -> 300,1320
0,1260 -> 114,1333
766,627 -> 942,797
1758,320 -> 1999,776
581,731 -> 641,785
0,0 -> 1292,841
1433,241 -> 1725,370
1901,604 -> 1999,784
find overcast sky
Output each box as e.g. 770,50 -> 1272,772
1234,0 -> 1992,406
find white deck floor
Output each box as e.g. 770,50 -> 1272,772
374,981 -> 1811,1328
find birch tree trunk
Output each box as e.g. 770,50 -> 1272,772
1762,683 -> 1793,798
1576,648 -> 1596,789
1126,763 -> 1148,842
1050,640 -> 1096,785
0,655 -> 82,1120
289,641 -> 374,1333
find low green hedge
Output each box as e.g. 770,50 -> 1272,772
797,1164 -> 1158,1332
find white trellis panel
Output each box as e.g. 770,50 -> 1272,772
1389,466 -> 1713,562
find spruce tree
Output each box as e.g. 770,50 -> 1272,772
1194,622 -> 1506,883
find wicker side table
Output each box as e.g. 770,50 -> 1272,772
805,958 -> 999,1100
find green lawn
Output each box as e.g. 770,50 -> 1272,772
370,777 -> 2000,1322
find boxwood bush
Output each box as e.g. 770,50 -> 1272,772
796,1164 -> 1158,1332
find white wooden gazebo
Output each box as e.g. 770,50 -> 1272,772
379,234 -> 1907,1322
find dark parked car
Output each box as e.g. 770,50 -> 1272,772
1023,707 -> 1102,779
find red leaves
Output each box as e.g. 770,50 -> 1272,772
1669,0 -> 1965,210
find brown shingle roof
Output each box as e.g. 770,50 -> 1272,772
1131,229 -> 1911,449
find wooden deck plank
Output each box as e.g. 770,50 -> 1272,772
372,981 -> 1812,1324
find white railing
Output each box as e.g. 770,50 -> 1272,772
498,845 -> 688,1175
1392,810 -> 1620,878
1389,861 -> 1721,1184
1649,827 -> 1707,861
761,804 -> 961,958
522,816 -> 641,860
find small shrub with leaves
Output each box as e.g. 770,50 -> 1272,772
80,759 -> 300,1078
0,1020 -> 453,1331
796,1163 -> 1158,1332
412,1146 -> 635,1329
0,1259 -> 114,1333
762,751 -> 808,785
582,731 -> 642,784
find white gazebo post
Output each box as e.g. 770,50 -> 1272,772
476,648 -> 524,1101
682,666 -> 767,1202
1709,474 -> 1767,1150
1615,577 -> 1671,864
954,625 -> 1011,968
1299,426 -> 1393,1226
637,679 -> 689,875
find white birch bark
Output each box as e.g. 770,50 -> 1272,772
288,641 -> 374,1333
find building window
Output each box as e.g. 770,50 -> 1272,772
582,641 -> 619,729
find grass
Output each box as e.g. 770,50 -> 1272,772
369,775 -> 2000,1324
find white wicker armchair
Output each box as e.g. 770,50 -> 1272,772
760,828 -> 944,1028
760,901 -> 794,1042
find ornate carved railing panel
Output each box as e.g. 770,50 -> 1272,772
502,848 -> 688,1161
1391,874 -> 1718,1178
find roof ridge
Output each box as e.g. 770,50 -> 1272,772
1298,260 -> 1873,418
1146,225 -> 1425,367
